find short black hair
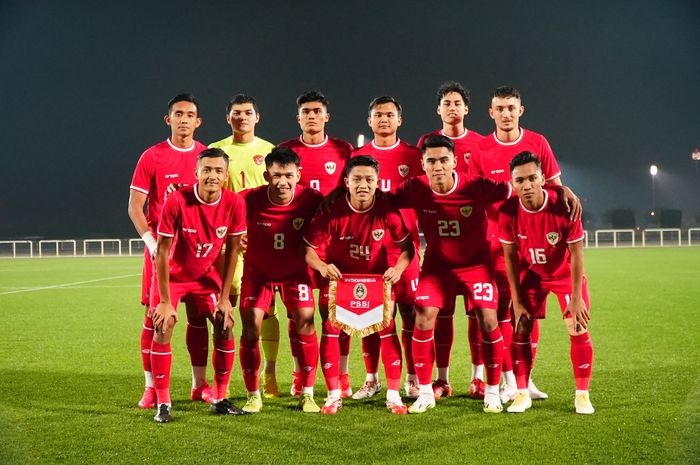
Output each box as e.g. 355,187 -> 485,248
226,94 -> 258,114
420,134 -> 455,155
265,146 -> 300,169
197,147 -> 229,167
436,81 -> 470,106
296,90 -> 329,109
509,151 -> 541,172
345,155 -> 379,177
168,93 -> 199,115
491,85 -> 521,102
368,95 -> 402,116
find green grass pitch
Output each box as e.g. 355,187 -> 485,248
0,248 -> 698,464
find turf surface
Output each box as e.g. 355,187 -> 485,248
0,248 -> 698,464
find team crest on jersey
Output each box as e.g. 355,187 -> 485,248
398,165 -> 409,177
460,206 -> 473,218
292,218 -> 305,231
372,229 -> 385,241
253,155 -> 264,165
546,232 -> 560,245
216,226 -> 228,238
353,283 -> 368,300
325,161 -> 337,175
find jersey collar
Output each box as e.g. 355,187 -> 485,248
345,192 -> 375,213
493,128 -> 524,146
299,135 -> 328,148
166,138 -> 196,152
519,189 -> 549,213
194,186 -> 223,206
430,172 -> 459,196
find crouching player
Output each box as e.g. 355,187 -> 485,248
150,148 -> 247,422
304,156 -> 415,415
499,151 -> 594,414
238,147 -> 324,413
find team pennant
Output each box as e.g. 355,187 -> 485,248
328,274 -> 392,337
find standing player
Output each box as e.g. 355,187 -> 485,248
209,94 -> 282,398
279,90 -> 354,396
392,135 -> 511,414
469,85 -> 566,403
499,152 -> 594,414
237,147 -> 323,414
128,93 -> 211,409
350,96 -> 423,400
150,148 -> 247,422
304,156 -> 415,415
418,81 -> 487,400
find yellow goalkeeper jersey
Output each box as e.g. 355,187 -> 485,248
209,136 -> 275,192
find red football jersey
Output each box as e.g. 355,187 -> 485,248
304,192 -> 409,274
157,186 -> 246,282
393,173 -> 510,269
417,128 -> 484,174
242,184 -> 323,281
130,139 -> 207,230
498,187 -> 584,281
468,128 -> 562,256
277,135 -> 353,195
351,139 -> 423,251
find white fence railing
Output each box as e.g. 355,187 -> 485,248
2,229 -> 700,258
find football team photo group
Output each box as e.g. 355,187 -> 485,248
128,83 -> 595,423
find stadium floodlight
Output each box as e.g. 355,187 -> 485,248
649,165 -> 658,176
692,148 -> 700,161
357,134 -> 365,148
649,164 -> 658,215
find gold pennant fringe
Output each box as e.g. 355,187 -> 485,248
328,277 -> 393,338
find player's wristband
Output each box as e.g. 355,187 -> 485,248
142,231 -> 157,255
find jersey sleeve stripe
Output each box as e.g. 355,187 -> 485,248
303,237 -> 319,249
230,229 -> 247,236
567,235 -> 585,244
394,233 -> 411,243
545,171 -> 562,182
130,185 -> 149,194
156,230 -> 175,238
499,238 -> 515,244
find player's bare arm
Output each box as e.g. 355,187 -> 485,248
565,240 -> 590,333
304,245 -> 342,280
153,236 -> 178,333
215,234 -> 242,332
128,190 -> 158,257
502,241 -> 532,332
383,237 -> 414,284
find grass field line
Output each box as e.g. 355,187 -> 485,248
0,273 -> 139,296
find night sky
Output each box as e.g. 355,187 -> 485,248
2,0 -> 699,238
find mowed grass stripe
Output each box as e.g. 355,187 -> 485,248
0,249 -> 698,464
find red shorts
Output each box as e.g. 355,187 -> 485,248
392,255 -> 420,305
149,270 -> 222,317
520,272 -> 590,319
415,264 -> 498,311
140,249 -> 154,306
240,268 -> 315,313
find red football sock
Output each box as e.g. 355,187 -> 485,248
298,332 -> 319,389
140,316 -> 154,373
186,318 -> 209,367
379,320 -> 402,390
150,341 -> 172,405
467,315 -> 483,366
239,337 -> 259,394
339,330 -> 351,357
511,332 -> 532,389
499,316 -> 514,372
434,315 -> 454,372
570,332 -> 594,390
531,319 -> 540,364
361,332 -> 381,375
320,320 -> 341,391
412,328 -> 434,386
401,319 -> 415,375
213,337 -> 235,399
482,327 -> 504,386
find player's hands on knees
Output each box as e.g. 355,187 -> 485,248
239,234 -> 248,250
383,267 -> 403,285
153,302 -> 178,333
561,186 -> 582,221
512,301 -> 532,333
322,263 -> 342,280
214,299 -> 235,332
564,297 -> 589,332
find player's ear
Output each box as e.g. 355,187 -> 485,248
263,171 -> 271,182
325,112 -> 331,122
397,114 -> 402,127
195,116 -> 202,128
464,105 -> 469,116
367,115 -> 372,128
519,105 -> 525,116
164,114 -> 171,126
254,112 -> 260,123
488,107 -> 495,120
344,176 -> 350,188
295,169 -> 301,181
436,105 -> 441,116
